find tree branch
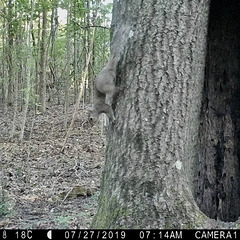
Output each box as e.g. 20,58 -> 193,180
72,20 -> 110,30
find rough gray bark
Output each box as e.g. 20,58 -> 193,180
92,0 -> 240,228
93,0 -> 207,228
196,0 -> 240,222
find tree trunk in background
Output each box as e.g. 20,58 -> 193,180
73,0 -> 79,102
84,0 -> 91,104
92,0 -> 210,228
50,3 -> 59,103
196,0 -> 240,222
32,10 -> 40,113
7,0 -> 14,106
19,1 -> 35,141
39,7 -> 47,113
64,1 -> 72,127
2,7 -> 8,112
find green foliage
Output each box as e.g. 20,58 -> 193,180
56,215 -> 72,228
0,197 -> 14,217
0,0 -> 112,110
0,201 -> 8,217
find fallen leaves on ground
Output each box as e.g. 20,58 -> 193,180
0,104 -> 106,229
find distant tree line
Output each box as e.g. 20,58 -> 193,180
0,0 -> 112,123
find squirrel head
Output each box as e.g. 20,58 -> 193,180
88,109 -> 99,126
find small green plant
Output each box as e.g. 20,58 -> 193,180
89,190 -> 100,206
56,215 -> 72,228
0,198 -> 13,217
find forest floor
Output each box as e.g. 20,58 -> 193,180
0,104 -> 106,229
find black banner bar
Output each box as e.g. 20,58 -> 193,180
0,229 -> 239,240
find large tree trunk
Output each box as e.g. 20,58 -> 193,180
92,0 -> 240,229
92,0 -> 209,228
196,0 -> 240,222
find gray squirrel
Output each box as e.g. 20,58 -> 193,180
88,55 -> 117,125
88,25 -> 132,125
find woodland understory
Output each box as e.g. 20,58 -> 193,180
0,0 -> 111,228
0,103 -> 105,229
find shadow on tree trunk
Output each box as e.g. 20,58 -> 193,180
196,0 -> 240,222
